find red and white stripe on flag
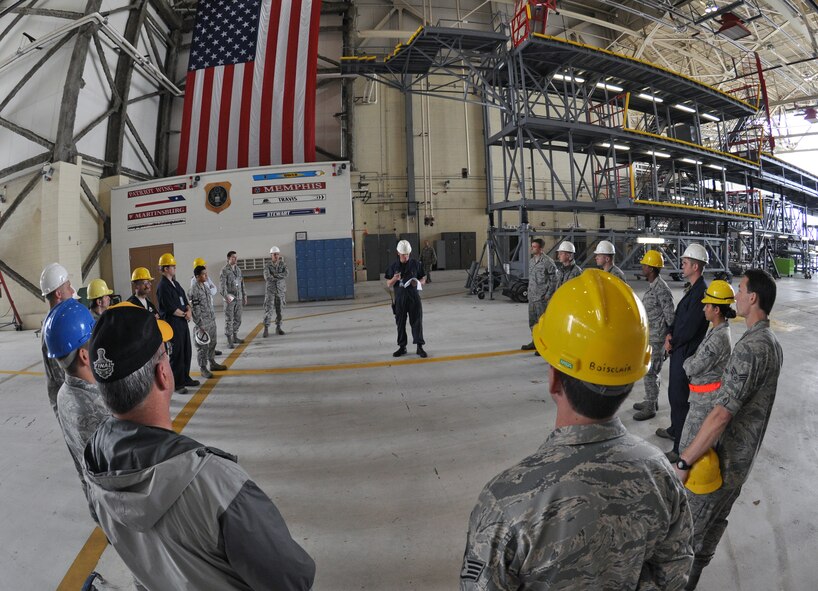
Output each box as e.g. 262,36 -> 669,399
177,0 -> 322,175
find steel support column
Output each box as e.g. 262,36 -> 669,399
404,78 -> 417,218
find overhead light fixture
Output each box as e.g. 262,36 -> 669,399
673,103 -> 697,113
599,142 -> 630,150
701,113 -> 720,122
739,230 -> 753,236
704,0 -> 718,13
646,150 -> 671,158
681,158 -> 702,164
707,164 -> 725,170
553,73 -> 585,83
778,234 -> 788,239
596,82 -> 624,92
637,236 -> 666,244
638,92 -> 664,103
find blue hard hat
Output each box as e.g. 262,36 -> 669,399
43,299 -> 95,359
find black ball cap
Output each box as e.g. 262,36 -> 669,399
90,302 -> 173,383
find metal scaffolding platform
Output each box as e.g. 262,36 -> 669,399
341,10 -> 818,285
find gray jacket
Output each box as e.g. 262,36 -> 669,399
84,418 -> 315,590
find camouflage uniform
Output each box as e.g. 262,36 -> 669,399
219,263 -> 244,340
420,245 -> 438,282
679,322 -> 732,450
527,253 -> 557,329
640,276 -> 676,410
263,258 -> 289,329
607,264 -> 626,282
684,319 -> 782,581
189,281 -> 218,370
40,330 -> 64,419
556,261 -> 582,287
461,418 -> 694,590
57,374 -> 109,523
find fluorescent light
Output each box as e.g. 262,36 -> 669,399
681,158 -> 702,165
638,92 -> 664,103
701,113 -> 720,122
596,82 -> 624,92
778,234 -> 788,239
553,73 -> 585,83
637,236 -> 666,244
646,150 -> 671,158
707,164 -> 725,171
673,104 -> 696,113
599,142 -> 630,151
739,230 -> 753,236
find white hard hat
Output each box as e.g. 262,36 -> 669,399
270,246 -> 281,254
594,240 -> 616,255
681,243 -> 709,264
40,263 -> 69,296
397,240 -> 412,254
557,241 -> 576,254
194,328 -> 211,347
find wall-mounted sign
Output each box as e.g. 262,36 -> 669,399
252,194 -> 326,206
128,206 -> 187,221
252,170 -> 325,181
127,182 -> 186,198
204,181 -> 232,213
134,195 -> 186,208
252,182 -> 326,194
252,207 -> 326,219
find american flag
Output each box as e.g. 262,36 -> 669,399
177,0 -> 322,175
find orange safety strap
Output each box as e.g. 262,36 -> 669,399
689,381 -> 721,394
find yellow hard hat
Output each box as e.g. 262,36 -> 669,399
87,278 -> 113,301
532,269 -> 651,386
192,257 -> 207,269
640,250 -> 664,268
701,280 -> 735,305
685,448 -> 723,495
130,267 -> 153,282
158,253 -> 177,267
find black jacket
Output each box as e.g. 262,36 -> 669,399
669,276 -> 708,357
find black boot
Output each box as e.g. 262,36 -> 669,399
393,347 -> 407,357
416,346 -> 428,358
276,325 -> 285,335
263,326 -> 269,338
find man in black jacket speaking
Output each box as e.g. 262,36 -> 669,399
385,240 -> 428,359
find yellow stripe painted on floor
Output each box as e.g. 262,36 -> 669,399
0,369 -> 42,376
56,528 -> 109,591
223,348 -> 532,376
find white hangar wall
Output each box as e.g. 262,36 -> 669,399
110,161 -> 353,303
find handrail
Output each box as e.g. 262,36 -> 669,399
0,12 -> 183,96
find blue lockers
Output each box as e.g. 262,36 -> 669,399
295,238 -> 354,301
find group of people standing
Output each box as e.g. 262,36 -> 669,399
38,258 -> 314,590
467,238 -> 783,589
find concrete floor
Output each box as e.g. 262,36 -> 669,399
1,270 -> 816,590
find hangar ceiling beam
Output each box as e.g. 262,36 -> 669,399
52,0 -> 103,163
103,0 -> 149,177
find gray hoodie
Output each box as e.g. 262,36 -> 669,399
83,418 -> 315,590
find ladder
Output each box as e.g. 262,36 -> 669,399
0,269 -> 23,330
